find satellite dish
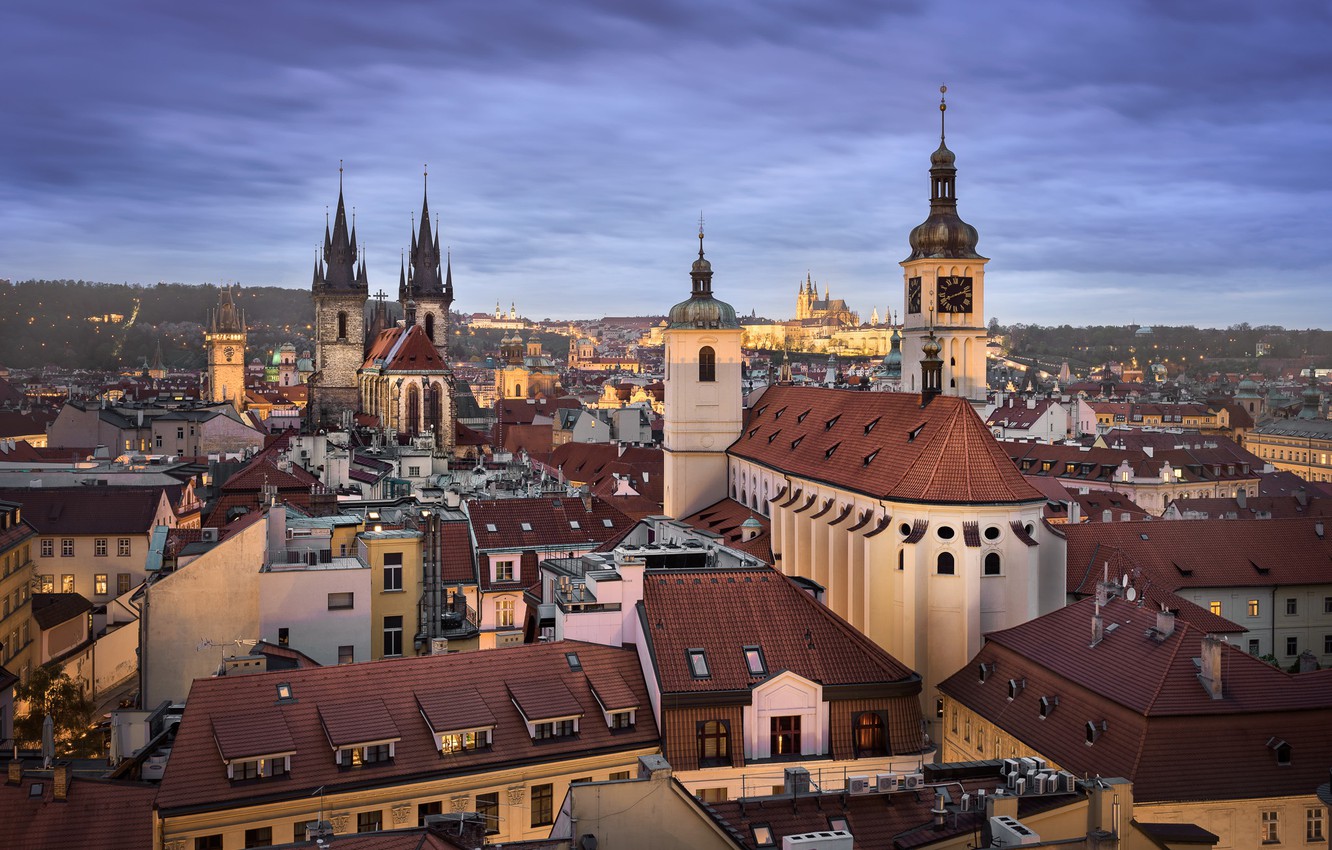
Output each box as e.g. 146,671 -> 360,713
1121,573 -> 1130,587
1126,587 -> 1138,602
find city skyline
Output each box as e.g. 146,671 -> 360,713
5,1 -> 1332,328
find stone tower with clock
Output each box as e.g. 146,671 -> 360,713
900,89 -> 988,403
663,225 -> 743,520
309,170 -> 370,429
205,285 -> 248,411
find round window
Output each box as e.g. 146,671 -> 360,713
937,525 -> 955,540
983,525 -> 1001,541
1024,522 -> 1035,536
899,523 -> 912,538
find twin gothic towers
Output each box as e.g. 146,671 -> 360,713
307,171 -> 455,441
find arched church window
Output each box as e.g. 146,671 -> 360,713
699,346 -> 716,383
405,384 -> 421,436
984,552 -> 1002,576
937,551 -> 955,575
425,313 -> 435,341
427,383 -> 443,436
337,312 -> 348,340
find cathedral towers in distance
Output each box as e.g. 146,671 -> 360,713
205,286 -> 247,410
307,168 -> 456,440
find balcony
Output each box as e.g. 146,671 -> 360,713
264,547 -> 367,572
439,600 -> 481,640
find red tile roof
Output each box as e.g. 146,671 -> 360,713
681,498 -> 773,564
1065,517 -> 1332,594
731,387 -> 1042,504
0,775 -> 157,850
362,325 -> 448,373
31,593 -> 93,629
0,486 -> 170,535
156,641 -> 656,814
433,518 -> 479,585
641,567 -> 919,696
468,494 -> 636,578
938,596 -> 1332,802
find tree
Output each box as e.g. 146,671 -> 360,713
13,666 -> 98,757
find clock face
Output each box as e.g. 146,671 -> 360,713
937,276 -> 973,313
907,277 -> 922,315
224,346 -> 235,362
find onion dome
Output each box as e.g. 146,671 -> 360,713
668,225 -> 739,330
882,326 -> 903,378
905,88 -> 986,262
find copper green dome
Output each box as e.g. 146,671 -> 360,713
668,230 -> 739,330
904,109 -> 986,262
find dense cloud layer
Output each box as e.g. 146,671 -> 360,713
4,0 -> 1331,326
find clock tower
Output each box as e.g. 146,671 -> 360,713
900,88 -> 988,403
205,285 -> 248,411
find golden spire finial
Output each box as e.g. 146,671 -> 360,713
939,84 -> 948,142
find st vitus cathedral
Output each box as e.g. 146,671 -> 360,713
307,169 -> 456,455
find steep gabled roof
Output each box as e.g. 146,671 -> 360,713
730,387 -> 1041,504
939,596 -> 1332,803
0,486 -> 170,535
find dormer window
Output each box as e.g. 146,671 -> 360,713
1267,737 -> 1292,766
336,742 -> 394,767
1085,720 -> 1106,745
609,710 -> 635,729
1007,678 -> 1024,701
276,682 -> 295,703
978,662 -> 995,683
229,755 -> 290,780
569,521 -> 581,530
485,523 -> 498,533
602,519 -> 614,528
439,729 -> 491,754
520,522 -> 532,532
534,719 -> 578,739
688,648 -> 710,679
743,646 -> 767,677
565,652 -> 582,672
1039,695 -> 1058,719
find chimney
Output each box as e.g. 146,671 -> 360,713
1199,635 -> 1225,700
1068,501 -> 1081,524
1236,489 -> 1247,510
7,760 -> 21,785
579,483 -> 592,513
52,762 -> 70,801
1101,509 -> 1112,523
1317,521 -> 1325,540
1155,609 -> 1175,638
1091,612 -> 1104,647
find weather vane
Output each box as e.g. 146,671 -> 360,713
939,84 -> 948,141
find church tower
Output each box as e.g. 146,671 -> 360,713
310,166 -> 369,428
663,223 -> 743,519
900,88 -> 988,403
401,172 -> 454,365
205,285 -> 247,411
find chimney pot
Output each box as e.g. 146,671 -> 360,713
52,762 -> 70,801
6,760 -> 20,785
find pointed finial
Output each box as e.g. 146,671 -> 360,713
697,211 -> 706,255
325,205 -> 329,226
339,159 -> 344,190
939,84 -> 948,142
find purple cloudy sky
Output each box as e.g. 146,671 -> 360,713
3,0 -> 1331,327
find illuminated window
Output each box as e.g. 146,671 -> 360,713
495,598 -> 515,628
94,575 -> 107,596
1248,599 -> 1260,617
688,648 -> 710,678
771,715 -> 801,755
698,720 -> 730,767
1308,808 -> 1325,843
1262,810 -> 1279,844
1209,600 -> 1222,616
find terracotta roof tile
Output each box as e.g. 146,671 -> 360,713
681,498 -> 773,564
0,776 -> 157,850
732,387 -> 1041,504
642,567 -> 919,695
157,641 -> 655,814
318,698 -> 402,747
939,596 -> 1332,802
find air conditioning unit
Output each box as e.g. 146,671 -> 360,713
141,756 -> 167,780
875,772 -> 899,792
1058,772 -> 1078,793
782,832 -> 852,850
200,527 -> 219,543
1029,756 -> 1047,771
990,815 -> 1040,847
975,788 -> 987,809
1002,758 -> 1020,777
901,772 -> 923,790
847,775 -> 872,795
1019,757 -> 1037,773
1014,777 -> 1026,796
1032,774 -> 1050,794
1007,771 -> 1019,789
960,793 -> 972,812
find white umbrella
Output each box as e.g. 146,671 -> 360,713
41,714 -> 55,768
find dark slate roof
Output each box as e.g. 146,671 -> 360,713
0,486 -> 168,535
731,387 -> 1042,505
31,593 -> 94,629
